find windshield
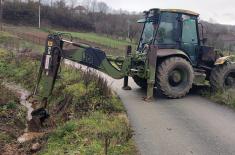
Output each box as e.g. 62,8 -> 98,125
138,21 -> 155,51
138,12 -> 179,51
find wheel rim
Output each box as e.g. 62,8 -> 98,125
225,71 -> 235,88
168,68 -> 188,88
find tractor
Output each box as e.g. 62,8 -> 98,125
30,8 -> 235,122
133,8 -> 235,98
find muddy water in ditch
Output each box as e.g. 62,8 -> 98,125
4,83 -> 44,143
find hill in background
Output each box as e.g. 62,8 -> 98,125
1,1 -> 235,52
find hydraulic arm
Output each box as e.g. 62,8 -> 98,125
34,34 -> 127,101
30,33 -> 157,121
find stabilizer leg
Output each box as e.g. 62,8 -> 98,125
122,45 -> 132,90
122,76 -> 132,90
29,35 -> 62,125
144,45 -> 158,102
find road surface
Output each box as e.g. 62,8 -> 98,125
66,60 -> 235,155
111,78 -> 235,155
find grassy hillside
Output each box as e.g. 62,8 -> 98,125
3,25 -> 137,56
65,31 -> 136,50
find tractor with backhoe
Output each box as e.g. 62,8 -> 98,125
30,8 -> 235,122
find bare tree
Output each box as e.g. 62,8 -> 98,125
97,1 -> 108,13
82,0 -> 91,12
70,0 -> 78,9
91,0 -> 97,13
55,0 -> 66,8
50,0 -> 53,7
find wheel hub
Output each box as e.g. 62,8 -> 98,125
169,70 -> 183,86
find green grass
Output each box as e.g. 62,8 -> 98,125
4,25 -> 136,51
201,88 -> 235,108
0,31 -> 17,44
0,132 -> 13,144
40,112 -> 135,155
20,40 -> 45,53
0,32 -> 137,154
65,31 -> 136,50
3,25 -> 137,56
0,82 -> 27,148
38,26 -> 136,50
0,49 -> 39,89
4,24 -> 44,33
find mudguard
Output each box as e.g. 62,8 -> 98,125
157,49 -> 193,64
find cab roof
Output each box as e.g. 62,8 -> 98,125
137,8 -> 199,23
160,9 -> 199,16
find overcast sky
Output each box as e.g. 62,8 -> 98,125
100,0 -> 235,25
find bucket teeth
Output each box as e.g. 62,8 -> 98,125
31,108 -> 50,124
31,108 -> 50,119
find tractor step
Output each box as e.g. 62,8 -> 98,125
130,69 -> 138,73
193,71 -> 207,85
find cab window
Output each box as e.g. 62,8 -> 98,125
182,15 -> 198,44
155,12 -> 179,45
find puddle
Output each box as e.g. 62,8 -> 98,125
3,82 -> 44,143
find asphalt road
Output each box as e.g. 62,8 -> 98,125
65,60 -> 235,155
109,78 -> 235,155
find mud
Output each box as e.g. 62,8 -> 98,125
4,82 -> 33,122
17,132 -> 44,143
3,83 -> 45,143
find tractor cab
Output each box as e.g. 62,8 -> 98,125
137,8 -> 216,67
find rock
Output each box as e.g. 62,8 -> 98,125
31,142 -> 41,151
17,132 -> 45,143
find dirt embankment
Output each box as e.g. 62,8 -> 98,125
0,83 -> 26,154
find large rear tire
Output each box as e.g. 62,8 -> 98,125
157,57 -> 194,98
132,76 -> 147,89
210,63 -> 235,90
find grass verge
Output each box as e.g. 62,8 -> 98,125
201,89 -> 235,108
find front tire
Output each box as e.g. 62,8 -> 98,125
210,63 -> 235,90
157,57 -> 194,98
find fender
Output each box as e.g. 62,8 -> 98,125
214,55 -> 235,65
157,49 -> 193,64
